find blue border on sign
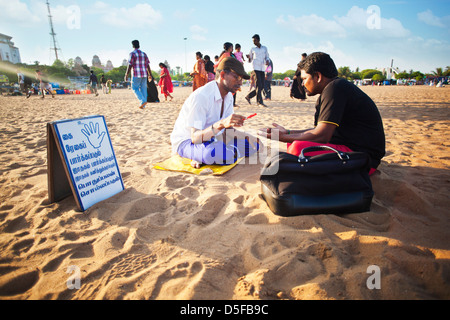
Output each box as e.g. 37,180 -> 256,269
52,115 -> 124,211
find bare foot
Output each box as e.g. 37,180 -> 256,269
190,160 -> 202,169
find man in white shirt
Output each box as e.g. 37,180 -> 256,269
245,34 -> 270,107
171,57 -> 261,168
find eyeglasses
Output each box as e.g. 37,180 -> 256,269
228,71 -> 243,82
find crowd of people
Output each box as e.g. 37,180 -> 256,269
11,36 -> 387,175
122,35 -> 385,172
184,35 -> 273,108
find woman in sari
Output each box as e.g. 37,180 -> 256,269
158,62 -> 173,101
190,52 -> 208,91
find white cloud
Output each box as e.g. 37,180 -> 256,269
0,0 -> 84,29
335,6 -> 410,39
277,6 -> 410,40
417,9 -> 446,28
0,0 -> 41,25
280,41 -> 356,70
29,1 -> 80,26
174,8 -> 196,20
190,25 -> 208,41
92,2 -> 163,29
276,14 -> 346,37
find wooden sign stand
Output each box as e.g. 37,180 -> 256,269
47,115 -> 124,211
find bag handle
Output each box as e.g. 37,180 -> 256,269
298,145 -> 350,163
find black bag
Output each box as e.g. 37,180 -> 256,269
147,80 -> 160,103
260,146 -> 374,216
290,77 -> 306,100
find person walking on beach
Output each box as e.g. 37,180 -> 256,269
245,34 -> 270,107
17,69 -> 25,94
260,52 -> 385,175
35,70 -> 54,99
234,44 -> 245,64
100,75 -> 107,94
171,57 -> 261,169
158,62 -> 174,101
89,71 -> 99,96
124,40 -> 152,109
214,42 -> 235,72
215,42 -> 239,106
106,79 -> 112,94
191,52 -> 208,91
263,58 -> 273,101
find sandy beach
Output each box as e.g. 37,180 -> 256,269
0,84 -> 449,300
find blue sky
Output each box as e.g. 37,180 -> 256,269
1,0 -> 449,74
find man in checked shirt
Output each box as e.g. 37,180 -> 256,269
125,40 -> 153,109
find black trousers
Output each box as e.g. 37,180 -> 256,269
246,70 -> 265,104
263,79 -> 271,99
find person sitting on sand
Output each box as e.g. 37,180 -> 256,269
260,52 -> 385,174
170,57 -> 261,169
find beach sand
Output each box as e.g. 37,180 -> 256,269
0,84 -> 449,300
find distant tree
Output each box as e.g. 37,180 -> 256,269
272,69 -> 296,80
444,66 -> 450,77
352,71 -> 361,80
411,71 -> 424,79
372,73 -> 385,82
338,66 -> 352,80
361,69 -> 382,80
66,58 -> 75,70
396,72 -> 410,79
90,67 -> 104,75
52,59 -> 65,68
432,67 -> 443,77
105,65 -> 128,82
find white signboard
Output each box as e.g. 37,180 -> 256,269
48,115 -> 124,211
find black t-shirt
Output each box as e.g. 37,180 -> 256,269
314,78 -> 385,168
90,74 -> 98,83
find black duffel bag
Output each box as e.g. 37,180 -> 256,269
260,146 -> 374,216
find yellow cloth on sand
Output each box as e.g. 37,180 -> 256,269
153,155 -> 243,175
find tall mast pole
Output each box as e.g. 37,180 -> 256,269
46,0 -> 59,61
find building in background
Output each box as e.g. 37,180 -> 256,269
0,33 -> 21,64
91,55 -> 114,72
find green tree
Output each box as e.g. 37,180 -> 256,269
105,65 -> 128,82
352,72 -> 361,80
338,66 -> 352,80
396,72 -> 410,79
66,58 -> 75,70
361,69 -> 382,80
444,66 -> 450,76
432,67 -> 443,77
372,73 -> 385,82
411,71 -> 424,79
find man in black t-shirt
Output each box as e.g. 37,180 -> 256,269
89,71 -> 99,96
261,52 -> 385,173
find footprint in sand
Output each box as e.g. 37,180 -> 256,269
12,238 -> 35,255
0,270 -> 40,297
67,253 -> 158,299
2,216 -> 29,233
192,194 -> 229,226
164,175 -> 194,189
124,196 -> 169,221
149,260 -> 204,299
